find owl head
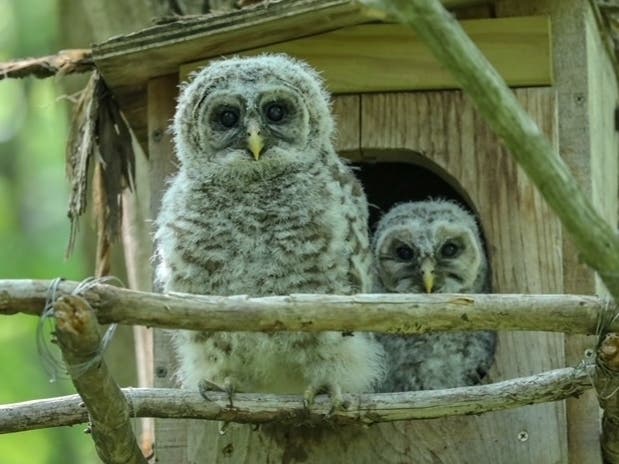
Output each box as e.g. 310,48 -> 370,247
373,200 -> 488,293
173,54 -> 334,174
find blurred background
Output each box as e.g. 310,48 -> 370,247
0,0 -> 93,461
0,0 -> 179,461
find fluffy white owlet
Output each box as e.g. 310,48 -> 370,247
155,54 -> 384,406
372,200 -> 496,391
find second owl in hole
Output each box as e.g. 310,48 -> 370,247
372,199 -> 497,392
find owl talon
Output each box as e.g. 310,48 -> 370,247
303,385 -> 316,409
326,383 -> 344,415
303,381 -> 344,414
198,377 -> 236,408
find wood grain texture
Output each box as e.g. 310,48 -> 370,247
122,138 -> 155,453
357,88 -> 566,463
332,95 -> 361,154
587,2 -> 619,462
94,0 -> 490,88
496,2 -> 611,462
179,18 -> 553,92
147,74 -> 186,464
94,0 -> 370,88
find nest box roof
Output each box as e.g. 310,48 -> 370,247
91,0 -> 552,150
92,0 -> 377,148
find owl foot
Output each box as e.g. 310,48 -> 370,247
303,381 -> 345,415
198,377 -> 235,408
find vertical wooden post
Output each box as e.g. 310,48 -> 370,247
146,73 -> 183,463
496,1 -> 616,461
122,137 -> 155,454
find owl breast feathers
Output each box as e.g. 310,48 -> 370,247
372,200 -> 496,391
155,54 -> 384,398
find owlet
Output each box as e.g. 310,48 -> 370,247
372,200 -> 496,391
155,54 -> 384,406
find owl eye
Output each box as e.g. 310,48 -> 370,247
395,245 -> 415,261
264,102 -> 286,122
440,241 -> 461,258
218,109 -> 239,128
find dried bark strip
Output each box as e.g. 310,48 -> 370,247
0,365 -> 593,433
0,279 -> 615,335
0,49 -> 94,80
53,295 -> 147,464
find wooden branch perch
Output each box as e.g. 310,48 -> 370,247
0,49 -> 94,80
0,365 -> 593,434
0,279 -> 615,334
358,0 -> 619,301
53,295 -> 147,464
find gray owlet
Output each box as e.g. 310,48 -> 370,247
372,200 -> 496,391
155,54 -> 384,406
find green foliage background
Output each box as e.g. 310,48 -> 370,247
0,0 -> 98,461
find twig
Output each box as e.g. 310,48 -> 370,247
0,365 -> 593,434
596,333 -> 619,463
0,49 -> 94,80
357,0 -> 619,302
53,295 -> 147,464
0,279 -> 615,334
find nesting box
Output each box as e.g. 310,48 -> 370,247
92,0 -> 618,462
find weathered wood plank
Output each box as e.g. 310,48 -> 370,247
94,0 -> 491,89
147,74 -> 186,464
357,88 -> 566,463
180,17 -> 553,93
494,2 -> 613,462
586,2 -> 619,462
94,0 -> 371,89
122,116 -> 155,455
332,95 -> 361,154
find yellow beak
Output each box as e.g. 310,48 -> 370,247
247,123 -> 264,160
421,259 -> 435,293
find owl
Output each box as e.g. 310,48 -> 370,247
155,54 -> 384,408
372,200 -> 496,391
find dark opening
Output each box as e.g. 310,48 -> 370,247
353,158 -> 492,291
352,161 -> 475,231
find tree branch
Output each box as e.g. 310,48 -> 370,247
0,279 -> 615,334
53,295 -> 147,464
357,0 -> 619,301
0,49 -> 94,80
0,365 -> 593,434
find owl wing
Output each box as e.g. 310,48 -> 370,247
332,157 -> 373,293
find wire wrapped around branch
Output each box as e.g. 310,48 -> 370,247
52,292 -> 146,464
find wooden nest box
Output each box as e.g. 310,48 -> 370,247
92,0 -> 618,462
